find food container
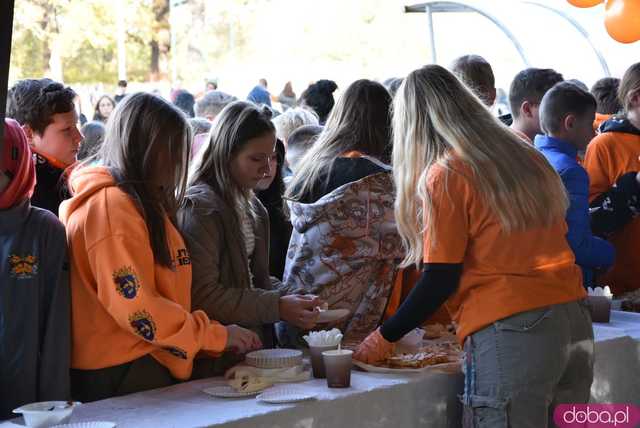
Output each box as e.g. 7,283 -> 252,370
245,349 -> 303,369
13,401 -> 79,427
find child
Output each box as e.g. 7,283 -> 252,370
284,124 -> 323,176
60,93 -> 260,402
0,119 -> 70,418
535,82 -> 615,287
282,80 -> 404,345
256,140 -> 292,280
178,101 -> 321,360
590,77 -> 621,131
584,62 -> 640,295
509,68 -> 564,143
355,65 -> 591,427
6,79 -> 83,216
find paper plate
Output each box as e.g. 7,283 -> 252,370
317,308 -> 350,323
245,349 -> 303,369
256,388 -> 317,404
203,385 -> 265,398
51,423 -> 116,428
353,359 -> 461,374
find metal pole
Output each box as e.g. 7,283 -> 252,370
0,0 -> 16,144
116,0 -> 127,81
426,5 -> 437,64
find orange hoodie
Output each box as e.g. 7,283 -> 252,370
584,119 -> 640,295
59,166 -> 227,380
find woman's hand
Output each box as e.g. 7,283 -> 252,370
354,328 -> 395,364
279,294 -> 324,330
225,324 -> 262,354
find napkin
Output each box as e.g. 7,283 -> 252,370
588,286 -> 613,300
303,328 -> 343,347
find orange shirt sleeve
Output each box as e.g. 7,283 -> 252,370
423,166 -> 469,264
583,135 -> 615,202
87,231 -> 228,359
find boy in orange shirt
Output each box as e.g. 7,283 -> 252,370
584,63 -> 640,295
7,79 -> 83,216
590,77 -> 621,132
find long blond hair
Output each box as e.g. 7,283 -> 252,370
393,65 -> 568,267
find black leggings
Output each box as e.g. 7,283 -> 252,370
70,354 -> 176,402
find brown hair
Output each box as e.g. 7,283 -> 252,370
286,79 -> 392,201
450,55 -> 495,105
93,92 -> 191,268
618,62 -> 640,114
189,101 -> 275,217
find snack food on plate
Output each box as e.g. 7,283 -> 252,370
374,341 -> 462,369
227,369 -> 272,393
385,351 -> 450,369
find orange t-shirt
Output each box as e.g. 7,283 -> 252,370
593,113 -> 612,133
423,161 -> 585,343
583,131 -> 640,294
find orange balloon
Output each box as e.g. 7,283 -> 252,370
567,0 -> 603,7
605,0 -> 640,44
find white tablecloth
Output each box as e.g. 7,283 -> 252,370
591,310 -> 640,403
3,311 -> 639,428
1,368 -> 464,428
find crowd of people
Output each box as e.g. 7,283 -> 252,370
2,56 -> 640,427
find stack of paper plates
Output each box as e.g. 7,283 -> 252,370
245,349 -> 303,369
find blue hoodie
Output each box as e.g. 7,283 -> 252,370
247,85 -> 271,107
535,134 -> 615,287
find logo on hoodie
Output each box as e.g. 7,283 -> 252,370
8,254 -> 38,279
113,266 -> 141,299
163,346 -> 188,360
129,310 -> 156,341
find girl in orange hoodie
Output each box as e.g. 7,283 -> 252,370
59,93 -> 261,402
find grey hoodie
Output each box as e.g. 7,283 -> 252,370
0,199 -> 70,419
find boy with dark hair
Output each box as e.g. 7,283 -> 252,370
6,78 -> 82,216
509,68 -> 564,143
591,77 -> 621,130
450,54 -> 496,108
0,119 -> 70,418
114,79 -> 128,103
535,82 -> 615,287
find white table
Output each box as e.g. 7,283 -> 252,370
1,368 -> 464,428
591,310 -> 640,403
3,311 -> 639,428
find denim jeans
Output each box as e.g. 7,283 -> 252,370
461,300 -> 594,428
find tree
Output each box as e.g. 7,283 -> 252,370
150,0 -> 170,81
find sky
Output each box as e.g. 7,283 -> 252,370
174,0 -> 639,101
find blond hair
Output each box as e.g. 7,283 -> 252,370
393,65 -> 568,267
618,62 -> 640,114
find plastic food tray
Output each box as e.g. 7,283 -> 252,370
245,349 -> 303,369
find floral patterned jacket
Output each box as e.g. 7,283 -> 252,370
280,170 -> 404,344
